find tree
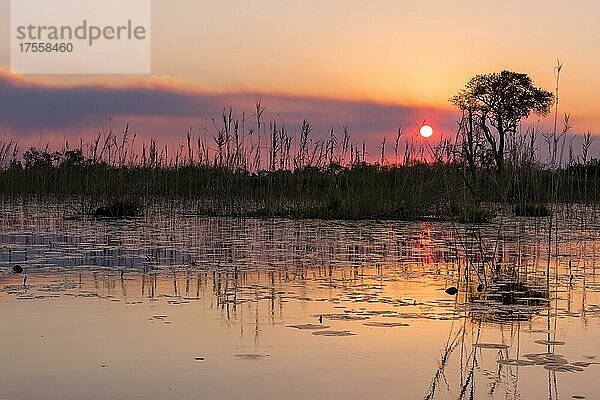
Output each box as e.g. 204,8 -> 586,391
451,70 -> 554,172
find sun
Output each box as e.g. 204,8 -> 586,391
420,125 -> 434,138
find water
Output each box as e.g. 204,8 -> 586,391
1,202 -> 600,400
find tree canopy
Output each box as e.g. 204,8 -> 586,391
451,70 -> 554,172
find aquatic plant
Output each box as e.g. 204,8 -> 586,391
0,95 -> 597,221
513,202 -> 551,217
95,197 -> 142,218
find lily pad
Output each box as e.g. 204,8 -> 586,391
312,330 -> 356,337
497,358 -> 536,366
363,322 -> 410,328
544,364 -> 584,372
473,343 -> 509,350
235,354 -> 267,360
286,324 -> 330,330
535,340 -> 566,346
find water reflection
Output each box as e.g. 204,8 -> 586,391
0,203 -> 599,399
425,310 -> 600,400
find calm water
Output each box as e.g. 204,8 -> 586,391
1,203 -> 600,400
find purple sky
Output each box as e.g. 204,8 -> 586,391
0,71 -> 458,152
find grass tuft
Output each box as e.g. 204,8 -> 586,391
95,197 -> 142,218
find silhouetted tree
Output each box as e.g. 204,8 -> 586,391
451,70 -> 554,173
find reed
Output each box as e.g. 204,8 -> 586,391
0,107 -> 598,220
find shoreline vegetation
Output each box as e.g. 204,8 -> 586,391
0,71 -> 598,221
0,114 -> 597,222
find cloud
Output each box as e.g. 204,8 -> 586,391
0,70 -> 458,143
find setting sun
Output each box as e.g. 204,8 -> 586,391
420,124 -> 434,138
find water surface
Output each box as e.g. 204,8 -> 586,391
1,203 -> 600,400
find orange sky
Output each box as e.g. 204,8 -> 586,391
0,0 -> 599,141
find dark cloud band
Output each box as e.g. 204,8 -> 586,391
0,71 -> 457,140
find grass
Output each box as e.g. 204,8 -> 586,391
450,203 -> 497,223
513,203 -> 551,217
0,108 -> 598,220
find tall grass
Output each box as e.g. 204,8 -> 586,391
0,106 -> 598,219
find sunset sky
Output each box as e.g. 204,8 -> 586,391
1,0 -> 599,153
